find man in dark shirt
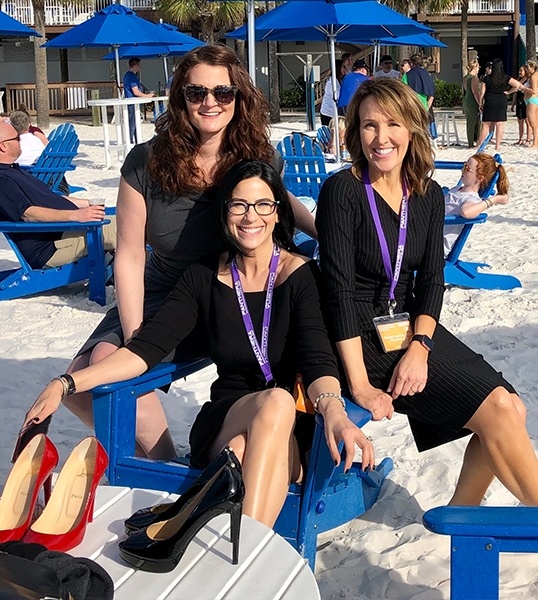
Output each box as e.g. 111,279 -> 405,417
123,57 -> 155,144
337,59 -> 369,115
0,121 -> 115,269
404,54 -> 435,110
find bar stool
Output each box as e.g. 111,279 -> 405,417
436,110 -> 460,146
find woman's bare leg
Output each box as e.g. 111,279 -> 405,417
452,388 -> 538,505
450,393 -> 527,505
63,342 -> 176,460
494,121 -> 504,150
477,121 -> 491,148
527,104 -> 538,148
209,388 -> 300,528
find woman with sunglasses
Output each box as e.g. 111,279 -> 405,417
57,44 -> 316,460
443,154 -> 509,257
317,77 -> 538,509
25,160 -> 374,529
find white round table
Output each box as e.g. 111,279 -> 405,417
71,485 -> 321,600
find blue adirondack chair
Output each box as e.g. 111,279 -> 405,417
277,133 -> 329,201
423,506 -> 538,600
22,123 -> 86,195
442,153 -> 521,291
92,361 -> 393,570
316,125 -> 332,153
434,133 -> 494,173
0,218 -> 113,305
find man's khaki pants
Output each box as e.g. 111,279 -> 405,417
45,217 -> 116,268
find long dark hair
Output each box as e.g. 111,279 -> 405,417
148,45 -> 273,196
217,160 -> 296,260
491,58 -> 507,88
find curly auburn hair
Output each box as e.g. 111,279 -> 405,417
148,44 -> 273,195
472,153 -> 509,195
345,78 -> 435,196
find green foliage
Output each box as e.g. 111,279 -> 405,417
433,80 -> 462,108
279,79 -> 306,109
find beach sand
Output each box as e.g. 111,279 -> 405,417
1,112 -> 538,599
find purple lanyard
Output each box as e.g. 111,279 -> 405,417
231,244 -> 281,385
362,168 -> 409,316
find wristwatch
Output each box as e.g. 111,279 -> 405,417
411,334 -> 434,352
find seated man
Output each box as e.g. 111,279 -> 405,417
8,110 -> 46,167
0,121 -> 116,270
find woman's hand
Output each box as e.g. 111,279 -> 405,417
23,379 -> 65,427
351,383 -> 394,420
387,343 -> 429,399
322,403 -> 375,472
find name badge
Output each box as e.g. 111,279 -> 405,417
373,313 -> 412,353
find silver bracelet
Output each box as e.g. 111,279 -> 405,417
313,392 -> 346,413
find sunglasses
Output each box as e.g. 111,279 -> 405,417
183,84 -> 238,105
0,134 -> 20,143
226,200 -> 279,216
462,163 -> 476,173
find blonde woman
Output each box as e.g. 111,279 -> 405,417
462,60 -> 481,148
523,60 -> 538,148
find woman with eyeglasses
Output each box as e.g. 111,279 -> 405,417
50,44 -> 316,460
25,160 -> 373,528
443,153 -> 509,256
317,77 -> 538,509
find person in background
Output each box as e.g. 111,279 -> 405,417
477,58 -> 521,151
523,60 -> 538,149
337,59 -> 369,115
320,59 -> 345,126
8,110 -> 47,166
0,120 -> 116,269
328,115 -> 346,157
123,57 -> 155,144
404,54 -> 435,110
374,54 -> 400,79
443,153 -> 509,256
53,44 -> 316,462
400,59 -> 411,78
510,65 -> 531,146
15,103 -> 48,145
317,76 -> 538,510
462,60 -> 481,148
341,52 -> 353,74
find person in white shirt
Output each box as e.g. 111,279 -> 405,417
8,110 -> 46,166
373,54 -> 401,79
444,153 -> 509,256
320,59 -> 346,126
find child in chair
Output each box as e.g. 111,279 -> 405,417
444,153 -> 509,257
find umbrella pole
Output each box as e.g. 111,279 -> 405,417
329,34 -> 341,167
114,47 -> 122,99
163,56 -> 169,82
247,0 -> 256,84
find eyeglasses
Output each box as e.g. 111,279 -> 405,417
0,134 -> 20,143
462,163 -> 476,173
183,84 -> 238,105
226,200 -> 279,216
383,61 -> 392,65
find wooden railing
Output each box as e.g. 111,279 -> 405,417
5,82 -> 118,115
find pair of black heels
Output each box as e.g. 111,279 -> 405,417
119,447 -> 245,573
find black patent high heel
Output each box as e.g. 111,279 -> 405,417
119,451 -> 245,573
124,446 -> 240,534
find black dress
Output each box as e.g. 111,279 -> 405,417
316,169 -> 515,452
482,73 -> 510,122
126,258 -> 339,466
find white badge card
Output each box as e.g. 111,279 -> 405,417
373,313 -> 412,353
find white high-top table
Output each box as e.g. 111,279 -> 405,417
87,96 -> 169,169
71,486 -> 321,600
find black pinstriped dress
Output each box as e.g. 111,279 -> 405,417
316,168 -> 515,452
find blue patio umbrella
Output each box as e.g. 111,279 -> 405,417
42,4 -> 191,94
0,10 -> 40,37
371,32 -> 447,48
102,23 -> 204,80
227,0 -> 432,162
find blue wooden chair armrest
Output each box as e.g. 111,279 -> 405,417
0,219 -> 110,233
423,506 -> 538,600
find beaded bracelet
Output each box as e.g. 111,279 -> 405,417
313,392 -> 346,413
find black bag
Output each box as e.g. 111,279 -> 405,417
0,552 -> 70,600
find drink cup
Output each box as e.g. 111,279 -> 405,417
88,198 -> 106,207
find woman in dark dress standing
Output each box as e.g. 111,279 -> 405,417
316,77 -> 538,507
478,58 -> 521,150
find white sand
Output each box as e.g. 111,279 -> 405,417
1,113 -> 538,599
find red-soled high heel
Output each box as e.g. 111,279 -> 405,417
0,434 -> 58,543
23,437 -> 108,551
